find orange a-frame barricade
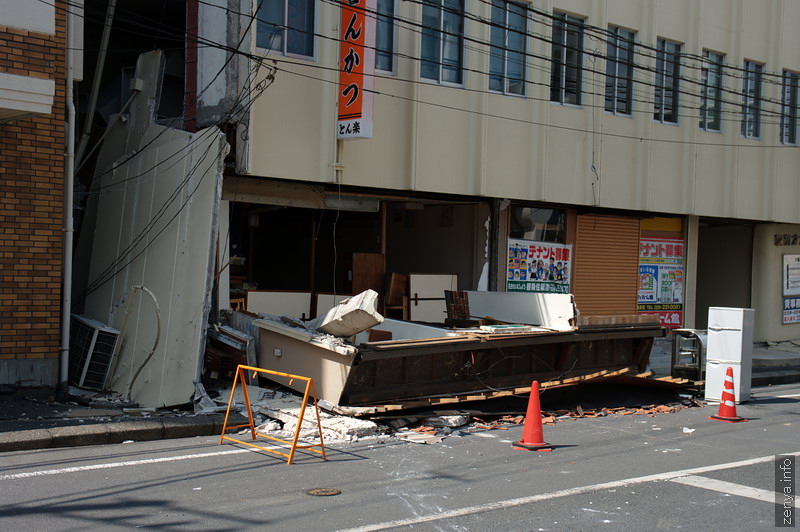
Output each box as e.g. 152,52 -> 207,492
219,365 -> 326,465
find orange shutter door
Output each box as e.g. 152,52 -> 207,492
572,214 -> 640,317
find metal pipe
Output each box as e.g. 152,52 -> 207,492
125,285 -> 161,402
59,3 -> 77,399
74,0 -> 116,170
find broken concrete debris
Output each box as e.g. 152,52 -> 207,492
307,289 -> 383,337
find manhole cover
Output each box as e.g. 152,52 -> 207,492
306,488 -> 342,497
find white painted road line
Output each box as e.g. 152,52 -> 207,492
774,393 -> 800,399
672,475 -> 799,507
0,447 -> 263,481
335,452 -> 800,532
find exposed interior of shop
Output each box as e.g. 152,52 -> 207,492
216,187 -> 490,323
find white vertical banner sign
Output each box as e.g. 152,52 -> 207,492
337,0 -> 376,139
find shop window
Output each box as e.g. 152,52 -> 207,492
550,12 -> 584,105
509,207 -> 566,243
654,39 -> 681,124
256,0 -> 315,58
742,60 -> 763,139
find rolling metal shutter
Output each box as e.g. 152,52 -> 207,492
572,214 -> 640,317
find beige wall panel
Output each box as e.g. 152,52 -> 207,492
648,140 -> 687,214
242,0 -> 800,223
413,87 -> 482,195
735,146 -> 770,220
340,77 -> 415,190
694,144 -> 734,218
484,95 -> 539,199
739,1 -> 775,62
782,2 -> 800,69
751,224 -> 800,341
544,124 -> 592,205
606,0 -> 644,31
653,0 -> 694,43
774,151 -> 800,222
248,64 -> 335,183
597,135 -> 641,209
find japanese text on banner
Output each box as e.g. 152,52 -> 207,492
337,0 -> 375,139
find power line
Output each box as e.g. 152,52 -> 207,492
276,58 -> 798,149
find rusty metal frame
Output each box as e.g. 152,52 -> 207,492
219,365 -> 326,465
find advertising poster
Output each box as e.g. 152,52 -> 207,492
637,237 -> 685,328
507,239 -> 572,294
783,296 -> 800,324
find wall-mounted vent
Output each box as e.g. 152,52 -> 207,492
69,314 -> 120,390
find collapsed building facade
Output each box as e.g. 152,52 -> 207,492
56,0 -> 800,408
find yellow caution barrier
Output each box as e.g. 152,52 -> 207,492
219,364 -> 326,465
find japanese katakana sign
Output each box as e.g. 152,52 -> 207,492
337,0 -> 375,139
507,239 -> 572,294
637,237 -> 685,328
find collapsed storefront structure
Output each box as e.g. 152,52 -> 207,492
70,50 -> 666,410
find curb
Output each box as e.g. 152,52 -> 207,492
0,413 -> 248,453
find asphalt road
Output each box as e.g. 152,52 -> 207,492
1,382 -> 798,531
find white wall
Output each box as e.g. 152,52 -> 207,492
0,0 -> 54,34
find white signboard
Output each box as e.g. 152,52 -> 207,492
784,254 -> 800,297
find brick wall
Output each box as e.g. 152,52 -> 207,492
0,9 -> 66,379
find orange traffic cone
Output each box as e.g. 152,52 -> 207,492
513,381 -> 553,452
708,366 -> 747,423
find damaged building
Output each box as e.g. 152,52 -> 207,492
12,1 -> 798,409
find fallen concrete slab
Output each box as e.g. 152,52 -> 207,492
308,289 -> 384,337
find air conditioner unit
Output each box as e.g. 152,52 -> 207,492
69,314 -> 120,390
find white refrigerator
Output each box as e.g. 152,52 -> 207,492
704,307 -> 754,403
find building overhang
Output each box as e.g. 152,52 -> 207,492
0,73 -> 55,122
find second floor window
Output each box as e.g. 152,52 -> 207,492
605,27 -> 634,115
654,39 -> 681,124
781,70 -> 799,145
375,0 -> 395,72
700,51 -> 723,132
742,60 -> 763,138
256,0 -> 315,58
550,12 -> 583,105
420,0 -> 465,84
489,0 -> 527,96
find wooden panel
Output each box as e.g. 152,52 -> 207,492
352,252 -> 385,304
572,214 -> 640,317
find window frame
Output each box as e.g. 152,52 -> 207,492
255,0 -> 316,59
604,26 -> 635,116
780,70 -> 799,145
699,50 -> 724,132
550,12 -> 584,106
741,60 -> 763,139
420,0 -> 466,85
488,0 -> 527,96
375,0 -> 397,73
653,38 -> 681,124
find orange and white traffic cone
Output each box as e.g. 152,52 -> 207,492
513,381 -> 553,452
708,366 -> 747,423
